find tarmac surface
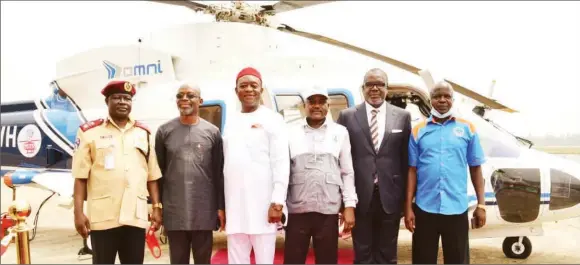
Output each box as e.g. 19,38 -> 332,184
1,184 -> 580,264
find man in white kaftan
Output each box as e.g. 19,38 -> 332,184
222,67 -> 290,264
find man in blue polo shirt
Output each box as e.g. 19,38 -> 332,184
404,81 -> 487,264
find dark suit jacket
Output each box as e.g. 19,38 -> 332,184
337,102 -> 412,215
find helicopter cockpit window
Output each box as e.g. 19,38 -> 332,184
41,81 -> 77,112
199,104 -> 223,131
549,168 -> 580,211
37,81 -> 83,147
458,108 -> 522,158
328,94 -> 348,122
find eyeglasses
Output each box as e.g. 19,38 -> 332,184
364,82 -> 386,89
175,93 -> 199,100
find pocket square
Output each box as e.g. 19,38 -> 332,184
392,129 -> 403,133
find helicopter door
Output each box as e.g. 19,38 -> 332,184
272,88 -> 355,125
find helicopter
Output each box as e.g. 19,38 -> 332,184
1,0 -> 579,261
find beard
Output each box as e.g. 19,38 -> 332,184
179,106 -> 194,116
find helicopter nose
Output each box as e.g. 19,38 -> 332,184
545,156 -> 580,218
490,150 -> 580,223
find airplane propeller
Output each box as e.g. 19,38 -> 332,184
148,0 -> 518,113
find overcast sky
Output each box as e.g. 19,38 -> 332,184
1,1 -> 579,137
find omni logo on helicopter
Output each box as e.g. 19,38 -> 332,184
102,60 -> 164,80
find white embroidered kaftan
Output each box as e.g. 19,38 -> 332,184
222,105 -> 290,235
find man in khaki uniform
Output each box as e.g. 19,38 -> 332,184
72,80 -> 163,264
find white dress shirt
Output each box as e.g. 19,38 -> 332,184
365,101 -> 387,150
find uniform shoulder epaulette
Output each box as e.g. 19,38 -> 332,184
79,119 -> 104,132
134,121 -> 151,134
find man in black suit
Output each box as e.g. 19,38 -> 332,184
337,68 -> 412,264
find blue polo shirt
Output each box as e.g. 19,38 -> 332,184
408,116 -> 486,215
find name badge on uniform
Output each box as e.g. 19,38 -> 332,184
105,153 -> 115,170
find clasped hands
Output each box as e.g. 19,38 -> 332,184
268,203 -> 284,223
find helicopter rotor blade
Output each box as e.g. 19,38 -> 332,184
261,1 -> 335,14
148,0 -> 210,13
276,24 -> 517,113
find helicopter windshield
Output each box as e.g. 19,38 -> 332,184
456,106 -> 523,158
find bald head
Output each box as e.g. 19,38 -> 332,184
176,82 -> 203,117
430,80 -> 454,116
429,81 -> 454,99
178,82 -> 201,96
363,68 -> 388,84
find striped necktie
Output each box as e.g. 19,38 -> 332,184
370,109 -> 379,152
370,109 -> 379,184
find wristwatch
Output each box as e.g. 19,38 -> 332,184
476,204 -> 486,211
152,203 -> 163,209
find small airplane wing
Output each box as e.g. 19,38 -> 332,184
276,24 -> 518,113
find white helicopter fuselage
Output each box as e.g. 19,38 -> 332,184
53,21 -> 580,237
3,21 -> 579,259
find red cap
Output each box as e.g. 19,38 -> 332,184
101,80 -> 136,97
236,67 -> 262,84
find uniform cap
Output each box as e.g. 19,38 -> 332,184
236,67 -> 262,84
302,86 -> 329,100
101,80 -> 136,97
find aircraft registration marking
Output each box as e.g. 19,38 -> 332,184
0,126 -> 17,148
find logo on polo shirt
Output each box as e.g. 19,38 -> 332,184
453,126 -> 465,137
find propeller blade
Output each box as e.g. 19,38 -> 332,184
148,0 -> 209,12
276,24 -> 518,113
263,1 -> 335,14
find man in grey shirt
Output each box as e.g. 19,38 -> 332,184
155,83 -> 225,264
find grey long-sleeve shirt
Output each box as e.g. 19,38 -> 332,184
155,117 -> 224,231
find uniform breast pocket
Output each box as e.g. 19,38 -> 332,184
447,132 -> 469,149
133,138 -> 149,161
95,140 -> 114,169
135,195 -> 149,221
